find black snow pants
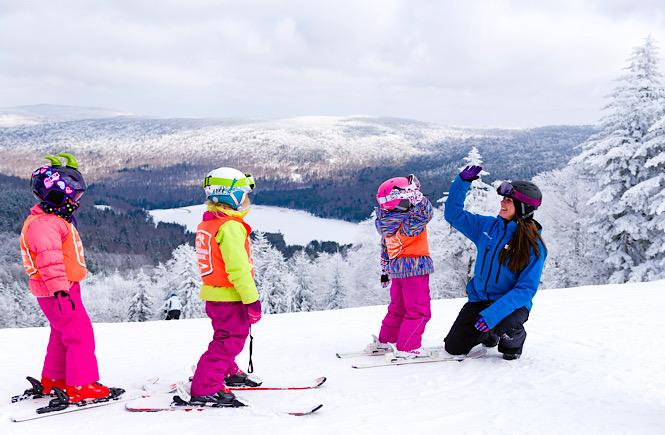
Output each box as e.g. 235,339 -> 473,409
166,309 -> 181,320
444,301 -> 529,357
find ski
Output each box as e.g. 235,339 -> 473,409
8,376 -> 159,422
351,346 -> 487,368
125,394 -> 323,416
166,376 -> 327,392
10,387 -> 130,422
10,376 -> 54,403
337,346 -> 445,359
228,376 -> 327,391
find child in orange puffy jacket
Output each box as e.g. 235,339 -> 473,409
20,154 -> 118,402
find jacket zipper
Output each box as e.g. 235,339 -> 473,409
483,224 -> 508,299
480,245 -> 491,276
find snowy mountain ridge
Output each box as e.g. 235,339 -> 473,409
0,105 -> 593,184
0,279 -> 662,434
0,104 -> 131,127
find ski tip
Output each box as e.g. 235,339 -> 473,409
470,347 -> 488,358
288,404 -> 323,416
315,377 -> 327,386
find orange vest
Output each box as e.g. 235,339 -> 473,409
20,214 -> 87,282
196,216 -> 254,287
384,227 -> 430,259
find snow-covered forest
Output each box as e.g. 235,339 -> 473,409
2,36 -> 665,328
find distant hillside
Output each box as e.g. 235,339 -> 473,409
0,104 -> 131,127
0,105 -> 596,221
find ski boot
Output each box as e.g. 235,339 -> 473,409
66,382 -> 111,403
502,352 -> 521,360
224,369 -> 262,388
364,334 -> 391,355
481,332 -> 499,348
392,345 -> 431,359
187,386 -> 245,408
41,377 -> 66,394
36,384 -> 124,414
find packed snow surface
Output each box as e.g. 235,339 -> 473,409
1,280 -> 663,434
149,204 -> 363,245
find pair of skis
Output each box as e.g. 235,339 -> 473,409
9,376 -> 326,421
337,336 -> 487,368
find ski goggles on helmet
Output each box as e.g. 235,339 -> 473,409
47,189 -> 85,206
496,181 -> 541,207
405,174 -> 420,191
203,173 -> 255,191
376,191 -> 412,211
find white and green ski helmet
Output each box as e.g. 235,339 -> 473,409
203,167 -> 255,209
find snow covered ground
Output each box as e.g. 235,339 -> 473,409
149,204 -> 363,245
1,280 -> 663,434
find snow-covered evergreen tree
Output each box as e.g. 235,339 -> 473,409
429,148 -> 496,298
127,269 -> 153,322
287,250 -> 317,312
5,281 -> 45,328
340,216 -> 387,308
534,166 -> 607,288
571,35 -> 665,283
319,252 -> 348,310
168,244 -> 205,319
625,109 -> 665,280
252,231 -> 294,314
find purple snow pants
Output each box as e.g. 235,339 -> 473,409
37,283 -> 100,386
378,275 -> 431,351
190,301 -> 249,396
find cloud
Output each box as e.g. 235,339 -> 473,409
1,0 -> 665,127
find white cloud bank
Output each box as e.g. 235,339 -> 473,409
1,0 -> 664,127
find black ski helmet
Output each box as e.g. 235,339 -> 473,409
497,180 -> 542,220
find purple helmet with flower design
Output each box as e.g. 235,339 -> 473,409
31,153 -> 87,206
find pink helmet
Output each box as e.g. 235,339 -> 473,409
376,174 -> 420,211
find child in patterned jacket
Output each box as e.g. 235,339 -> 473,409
366,174 -> 434,359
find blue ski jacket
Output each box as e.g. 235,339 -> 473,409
444,176 -> 547,329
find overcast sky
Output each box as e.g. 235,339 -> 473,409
2,0 -> 665,127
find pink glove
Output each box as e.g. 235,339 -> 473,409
247,300 -> 262,324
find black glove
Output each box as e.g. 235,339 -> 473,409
54,291 -> 75,317
380,274 -> 390,288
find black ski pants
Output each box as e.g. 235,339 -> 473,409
444,301 -> 529,357
166,309 -> 181,320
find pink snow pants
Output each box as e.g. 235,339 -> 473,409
378,275 -> 431,351
190,301 -> 249,396
37,283 -> 100,386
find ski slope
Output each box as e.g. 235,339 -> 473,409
1,281 -> 663,434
